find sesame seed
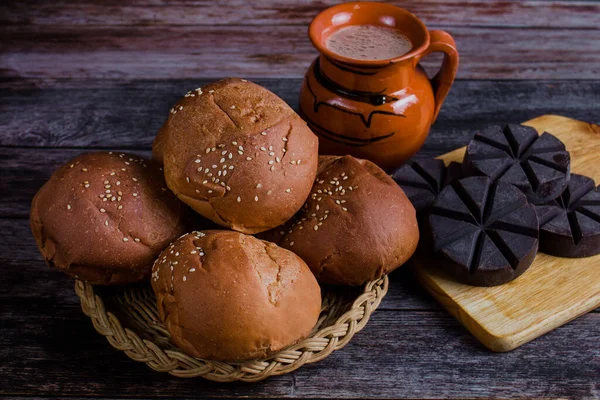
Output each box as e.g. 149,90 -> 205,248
81,168 -> 88,172
238,150 -> 243,155
282,148 -> 286,153
232,141 -> 238,145
285,188 -> 291,193
267,189 -> 273,195
282,137 -> 288,142
199,252 -> 205,256
209,90 -> 214,93
246,157 -> 252,161
204,168 -> 210,173
256,183 -> 262,189
183,276 -> 187,282
100,208 -> 106,213
226,186 -> 231,191
261,131 -> 267,136
290,242 -> 295,246
179,106 -> 183,111
70,164 -> 74,168
268,160 -> 274,165
230,105 -> 236,109
67,204 -> 71,210
237,196 -> 241,202
260,147 -> 266,151
195,159 -> 201,164
269,151 -> 275,156
118,205 -> 123,210
221,150 -> 228,156
229,165 -> 234,170
268,146 -> 273,151
208,190 -> 213,194
134,238 -> 140,242
84,184 -> 90,188
228,153 -> 233,159
206,148 -> 211,154
297,159 -> 301,164
190,268 -> 196,272
342,207 -> 348,211
276,157 -> 281,163
291,160 -> 297,165
223,170 -> 228,176
132,193 -> 138,197
190,250 -> 197,254
254,196 -> 259,201
123,237 -> 129,242
314,225 -> 319,231
186,177 -> 190,183
132,177 -> 138,182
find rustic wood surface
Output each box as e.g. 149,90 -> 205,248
1,0 -> 599,398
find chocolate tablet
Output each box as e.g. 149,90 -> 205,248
428,176 -> 539,286
392,159 -> 464,215
535,174 -> 600,258
464,124 -> 570,204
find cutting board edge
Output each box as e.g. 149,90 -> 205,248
415,265 -> 600,352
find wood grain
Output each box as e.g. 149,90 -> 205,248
2,25 -> 598,81
417,115 -> 600,352
1,80 -> 598,148
2,302 -> 598,398
3,0 -> 599,28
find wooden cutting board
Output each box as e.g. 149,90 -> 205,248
415,115 -> 600,352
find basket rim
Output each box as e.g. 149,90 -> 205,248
75,275 -> 389,382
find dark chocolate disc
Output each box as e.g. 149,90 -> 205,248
464,124 -> 571,204
392,159 -> 464,215
428,176 -> 539,286
535,174 -> 600,258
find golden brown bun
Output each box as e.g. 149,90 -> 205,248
30,152 -> 189,285
151,230 -> 321,361
263,155 -> 419,285
152,125 -> 167,164
158,78 -> 319,234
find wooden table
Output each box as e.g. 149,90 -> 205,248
1,1 -> 599,398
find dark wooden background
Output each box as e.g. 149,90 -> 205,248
1,1 -> 599,398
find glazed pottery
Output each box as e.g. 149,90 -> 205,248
299,2 -> 459,171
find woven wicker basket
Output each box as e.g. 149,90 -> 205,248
75,275 -> 388,382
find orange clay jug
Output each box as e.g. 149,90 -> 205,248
299,2 -> 459,171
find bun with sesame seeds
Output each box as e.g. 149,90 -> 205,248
156,78 -> 319,234
151,230 -> 321,361
30,152 -> 189,285
263,155 -> 419,286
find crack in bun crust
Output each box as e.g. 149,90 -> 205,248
151,230 -> 322,361
262,155 -> 419,285
156,78 -> 319,234
29,152 -> 189,285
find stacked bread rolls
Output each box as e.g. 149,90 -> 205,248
31,78 -> 418,361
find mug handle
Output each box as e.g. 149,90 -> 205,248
414,30 -> 459,122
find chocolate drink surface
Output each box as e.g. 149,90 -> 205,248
535,174 -> 600,258
464,124 -> 570,204
325,25 -> 413,61
428,176 -> 539,287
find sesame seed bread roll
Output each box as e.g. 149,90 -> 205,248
30,152 -> 189,285
151,230 -> 321,361
156,78 -> 319,234
263,155 -> 419,286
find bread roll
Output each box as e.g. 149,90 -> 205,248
30,152 -> 189,285
156,78 -> 319,234
151,230 -> 321,361
264,155 -> 419,285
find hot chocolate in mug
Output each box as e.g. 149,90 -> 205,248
299,2 -> 459,171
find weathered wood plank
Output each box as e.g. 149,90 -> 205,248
1,79 -> 598,149
2,0 -> 599,28
2,25 -> 598,80
1,302 -> 598,398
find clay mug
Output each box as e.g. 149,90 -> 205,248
299,2 -> 459,171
